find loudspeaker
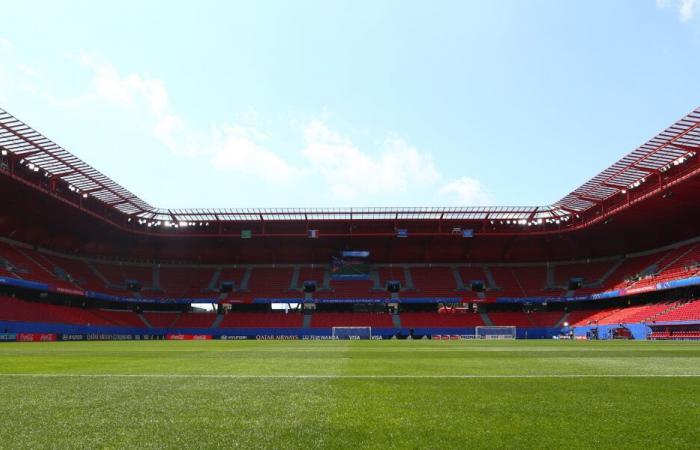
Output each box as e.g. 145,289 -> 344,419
220,281 -> 234,293
303,281 -> 317,293
126,279 -> 141,292
471,280 -> 485,292
386,280 -> 401,293
568,278 -> 583,291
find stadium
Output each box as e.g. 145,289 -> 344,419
1,105 -> 700,447
1,106 -> 699,341
2,2 -> 700,448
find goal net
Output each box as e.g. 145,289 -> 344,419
332,327 -> 372,340
475,326 -> 517,340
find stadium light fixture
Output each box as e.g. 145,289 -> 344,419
1,149 -> 7,156
82,193 -> 88,199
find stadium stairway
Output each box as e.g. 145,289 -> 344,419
321,269 -> 332,290
369,268 -> 382,291
483,267 -> 500,290
597,258 -> 625,288
402,267 -> 415,290
658,244 -> 698,274
302,313 -> 312,328
152,266 -> 163,292
239,268 -> 252,291
138,313 -> 152,328
392,313 -> 402,328
207,268 -> 221,292
85,261 -> 113,288
289,266 -> 301,290
555,312 -> 569,327
480,312 -> 494,326
451,267 -> 466,290
211,314 -> 225,328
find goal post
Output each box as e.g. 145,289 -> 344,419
332,327 -> 372,340
475,326 -> 517,340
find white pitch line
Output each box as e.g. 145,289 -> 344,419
1,373 -> 700,379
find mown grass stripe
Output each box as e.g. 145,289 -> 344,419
2,373 -> 700,379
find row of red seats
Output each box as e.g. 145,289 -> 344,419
0,296 -> 138,327
649,330 -> 700,340
4,295 -> 700,329
2,240 -> 700,300
653,299 -> 700,322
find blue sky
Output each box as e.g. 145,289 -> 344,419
1,0 -> 699,209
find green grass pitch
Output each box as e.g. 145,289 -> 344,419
1,340 -> 699,449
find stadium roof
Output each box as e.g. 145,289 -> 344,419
1,106 -> 699,224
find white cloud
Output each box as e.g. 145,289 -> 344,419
20,54 -> 492,205
210,125 -> 306,182
76,55 -> 201,157
0,38 -> 12,51
302,120 -> 440,199
55,56 -> 302,183
17,64 -> 39,78
657,0 -> 698,22
680,0 -> 698,21
440,177 -> 493,206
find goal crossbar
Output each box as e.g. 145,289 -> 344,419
332,326 -> 372,340
475,326 -> 516,340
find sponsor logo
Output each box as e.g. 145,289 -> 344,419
16,333 -> 57,342
0,333 -> 17,342
255,335 -> 299,340
60,334 -> 85,341
166,334 -> 213,340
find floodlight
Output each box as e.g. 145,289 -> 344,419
1,150 -> 7,156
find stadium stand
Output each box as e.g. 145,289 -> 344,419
377,267 -> 406,291
218,312 -> 303,328
554,259 -> 615,288
244,268 -> 297,299
172,313 -> 217,328
400,312 -> 484,328
0,105 -> 699,338
310,313 -> 393,328
158,266 -> 216,297
653,299 -> 700,323
409,267 -> 458,297
143,312 -> 180,328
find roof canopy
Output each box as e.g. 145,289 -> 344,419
1,106 -> 699,222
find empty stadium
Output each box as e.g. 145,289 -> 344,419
2,2 -> 700,449
1,106 -> 699,342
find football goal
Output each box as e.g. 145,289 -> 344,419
475,326 -> 517,340
332,327 -> 372,340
